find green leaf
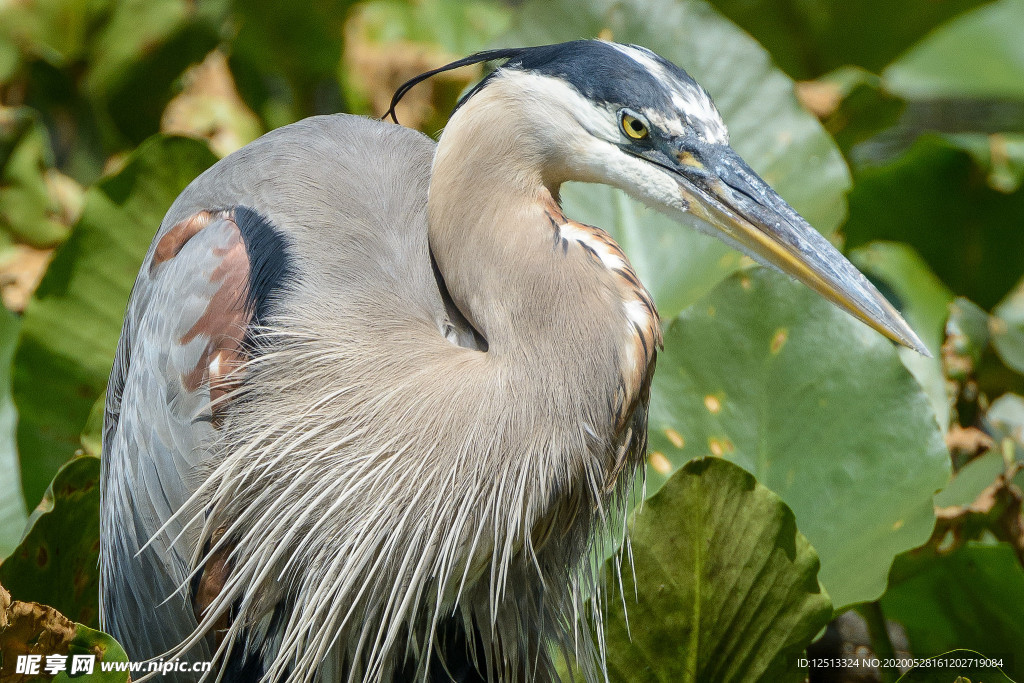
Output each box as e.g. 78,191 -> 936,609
0,0 -> 105,68
875,0 -> 1024,195
932,132 -> 1024,195
988,393 -> 1024,450
882,543 -> 1024,681
0,455 -> 102,627
0,0 -> 223,174
647,268 -> 950,609
933,450 -> 1006,509
850,241 -> 954,429
228,0 -> 353,128
18,61 -> 110,185
347,0 -> 510,58
604,457 -> 832,683
0,34 -> 17,83
53,623 -> 131,682
79,395 -> 106,459
505,0 -> 851,319
83,0 -> 226,147
843,136 -> 1024,310
895,650 -> 1017,683
0,107 -> 72,249
884,0 -> 1024,102
0,305 -> 25,560
13,135 -> 218,507
704,0 -> 989,81
813,68 -> 907,162
947,298 -> 991,371
993,276 -> 1024,375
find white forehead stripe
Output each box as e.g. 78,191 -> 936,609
606,42 -> 729,144
608,43 -> 673,83
672,91 -> 728,144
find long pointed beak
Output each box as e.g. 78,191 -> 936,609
644,141 -> 929,356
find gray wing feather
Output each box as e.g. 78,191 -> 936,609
99,114 -> 469,676
100,216 -> 247,665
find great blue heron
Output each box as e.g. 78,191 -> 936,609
98,40 -> 925,682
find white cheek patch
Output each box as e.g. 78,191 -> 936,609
605,150 -> 687,212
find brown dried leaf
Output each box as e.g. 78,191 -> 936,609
161,51 -> 262,158
930,460 -> 1024,564
43,169 -> 84,229
0,583 -> 77,682
342,16 -> 481,131
795,80 -> 843,119
0,245 -> 52,312
945,424 -> 994,464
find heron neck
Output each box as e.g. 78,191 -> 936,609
427,105 -> 625,375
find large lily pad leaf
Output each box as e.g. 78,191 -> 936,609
704,0 -> 989,81
647,268 -> 950,609
604,457 -> 832,682
882,543 -> 1024,681
842,135 -> 1024,310
883,0 -> 1024,101
849,241 -> 954,429
0,455 -> 101,628
505,0 -> 851,319
13,135 -> 217,506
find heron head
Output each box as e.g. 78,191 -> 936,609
388,40 -> 928,355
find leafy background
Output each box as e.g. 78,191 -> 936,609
0,0 -> 1022,681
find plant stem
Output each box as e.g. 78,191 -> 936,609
858,601 -> 899,683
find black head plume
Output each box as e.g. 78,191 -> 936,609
382,47 -> 529,124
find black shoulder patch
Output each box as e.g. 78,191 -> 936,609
233,206 -> 294,333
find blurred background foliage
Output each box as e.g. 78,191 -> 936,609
0,0 -> 1022,681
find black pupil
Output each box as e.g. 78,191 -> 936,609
630,119 -> 644,132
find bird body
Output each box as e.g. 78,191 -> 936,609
101,111 -> 656,680
100,40 -> 925,682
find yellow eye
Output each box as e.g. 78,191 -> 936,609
621,113 -> 649,140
